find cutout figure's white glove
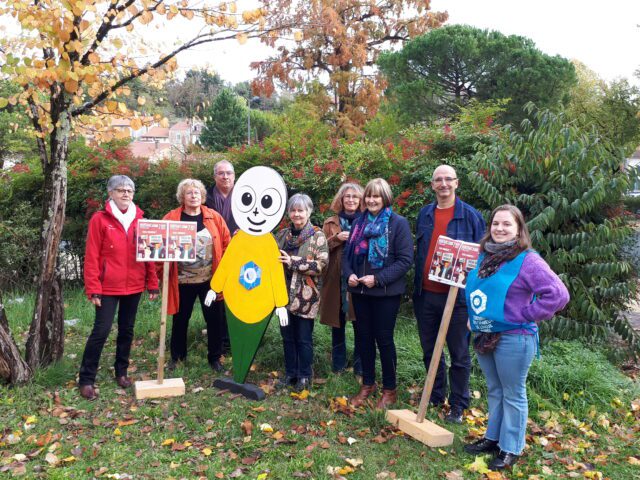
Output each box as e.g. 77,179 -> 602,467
275,307 -> 288,327
204,289 -> 217,307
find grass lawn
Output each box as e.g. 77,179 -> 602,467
1,288 -> 639,479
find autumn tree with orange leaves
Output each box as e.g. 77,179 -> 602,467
0,0 -> 279,383
251,0 -> 447,135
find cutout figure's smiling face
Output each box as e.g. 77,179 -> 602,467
232,166 -> 287,236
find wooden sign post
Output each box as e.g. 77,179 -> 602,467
134,220 -> 197,400
387,236 -> 480,447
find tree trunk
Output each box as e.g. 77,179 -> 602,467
0,291 -> 32,384
25,111 -> 70,370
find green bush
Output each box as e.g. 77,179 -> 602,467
468,105 -> 639,354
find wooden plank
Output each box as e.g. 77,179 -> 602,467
157,262 -> 170,383
416,286 -> 459,423
386,409 -> 454,447
134,378 -> 185,399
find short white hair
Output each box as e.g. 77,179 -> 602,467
287,193 -> 313,215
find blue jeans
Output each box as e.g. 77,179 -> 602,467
476,333 -> 535,455
331,309 -> 362,374
280,313 -> 315,378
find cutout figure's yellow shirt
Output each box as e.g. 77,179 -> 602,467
210,231 -> 288,323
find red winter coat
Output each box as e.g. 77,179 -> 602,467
84,202 -> 159,299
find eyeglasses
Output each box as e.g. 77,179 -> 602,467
343,194 -> 359,199
114,188 -> 134,195
185,190 -> 202,196
216,171 -> 235,177
431,177 -> 457,184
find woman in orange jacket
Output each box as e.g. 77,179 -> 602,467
162,179 -> 230,371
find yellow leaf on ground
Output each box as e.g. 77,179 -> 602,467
291,389 -> 309,400
259,424 -> 273,433
345,458 -> 363,468
0,98 -> 8,108
202,448 -> 212,456
628,456 -> 640,466
338,466 -> 354,475
465,456 -> 490,475
24,416 -> 37,425
62,456 -> 76,463
161,438 -> 175,446
113,428 -> 122,436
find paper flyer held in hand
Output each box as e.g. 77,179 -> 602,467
428,235 -> 480,288
136,220 -> 197,262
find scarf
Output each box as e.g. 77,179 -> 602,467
478,240 -> 522,278
473,239 -> 522,354
108,199 -> 136,233
338,210 -> 357,233
282,221 -> 316,255
338,211 -> 358,314
351,207 -> 392,269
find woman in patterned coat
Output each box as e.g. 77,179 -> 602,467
276,193 -> 329,392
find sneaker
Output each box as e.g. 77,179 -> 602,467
295,377 -> 311,392
276,375 -> 297,390
445,406 -> 464,424
489,450 -> 520,470
464,438 -> 499,455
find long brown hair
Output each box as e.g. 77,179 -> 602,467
479,204 -> 532,253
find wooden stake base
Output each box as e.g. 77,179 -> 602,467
134,378 -> 185,399
386,409 -> 454,447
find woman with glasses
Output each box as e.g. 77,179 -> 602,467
162,179 -> 231,372
79,175 -> 159,400
320,183 -> 364,377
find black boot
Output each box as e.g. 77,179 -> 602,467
464,438 -> 499,455
489,450 -> 520,470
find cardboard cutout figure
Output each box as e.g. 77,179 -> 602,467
204,166 -> 288,399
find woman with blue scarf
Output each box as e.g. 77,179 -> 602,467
464,205 -> 569,470
342,178 -> 413,409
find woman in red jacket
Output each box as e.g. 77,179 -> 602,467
162,179 -> 230,372
79,175 -> 159,401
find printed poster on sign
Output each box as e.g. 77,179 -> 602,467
136,220 -> 197,262
167,221 -> 198,260
428,235 -> 480,288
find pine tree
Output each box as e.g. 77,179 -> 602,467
199,89 -> 247,151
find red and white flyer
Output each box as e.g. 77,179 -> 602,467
167,221 -> 198,261
428,235 -> 480,288
136,220 -> 198,262
137,220 -> 168,261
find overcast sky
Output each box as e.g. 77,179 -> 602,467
172,0 -> 640,86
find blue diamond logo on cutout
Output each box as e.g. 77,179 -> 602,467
239,261 -> 262,290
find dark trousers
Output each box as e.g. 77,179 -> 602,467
413,289 -> 471,409
280,313 -> 315,378
351,293 -> 401,390
170,281 -> 223,365
331,309 -> 362,374
79,293 -> 142,385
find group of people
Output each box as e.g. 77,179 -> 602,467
79,161 -> 569,471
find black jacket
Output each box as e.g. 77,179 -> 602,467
342,212 -> 413,297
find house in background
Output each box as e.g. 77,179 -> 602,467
625,146 -> 640,196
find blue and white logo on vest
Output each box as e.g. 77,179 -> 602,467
470,289 -> 487,315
